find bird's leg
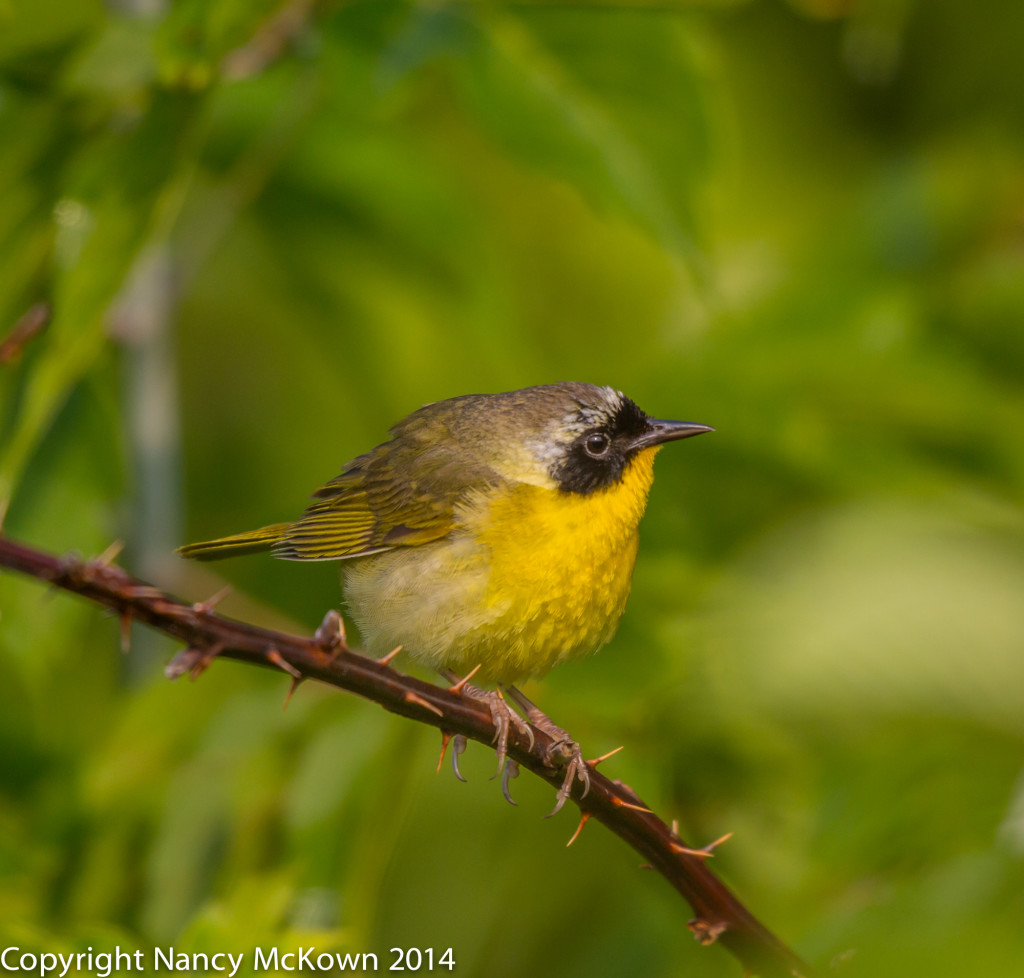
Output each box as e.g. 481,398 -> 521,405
440,669 -> 534,779
504,685 -> 590,816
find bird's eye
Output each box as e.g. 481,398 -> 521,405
584,432 -> 611,457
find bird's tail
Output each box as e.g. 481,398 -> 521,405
176,523 -> 291,561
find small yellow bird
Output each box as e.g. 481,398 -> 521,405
179,383 -> 711,804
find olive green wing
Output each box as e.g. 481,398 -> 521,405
271,413 -> 504,561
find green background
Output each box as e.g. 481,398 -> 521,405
3,0 -> 1024,975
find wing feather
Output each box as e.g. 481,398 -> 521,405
271,411 -> 505,561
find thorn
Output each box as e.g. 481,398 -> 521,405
447,663 -> 482,695
266,648 -> 302,680
671,832 -> 734,860
586,745 -> 624,768
92,540 -> 125,567
610,796 -> 652,814
638,863 -> 654,871
282,676 -> 302,710
451,734 -> 468,782
314,609 -> 346,657
671,843 -> 713,859
119,612 -> 132,654
165,647 -> 203,679
404,690 -> 444,717
437,731 -> 454,773
165,644 -> 222,680
378,644 -> 403,666
566,811 -> 591,847
671,819 -> 679,837
501,759 -> 519,806
688,918 -> 728,946
189,643 -> 223,679
193,585 -> 232,614
706,830 -> 734,852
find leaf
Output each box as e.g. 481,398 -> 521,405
0,89 -> 206,511
437,5 -> 715,263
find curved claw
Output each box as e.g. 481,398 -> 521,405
451,734 -> 468,782
545,747 -> 590,818
481,688 -> 533,777
489,698 -> 511,776
577,757 -> 591,800
520,720 -> 536,753
441,673 -> 532,779
503,685 -> 590,816
501,759 -> 520,806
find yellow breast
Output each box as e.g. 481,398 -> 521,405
343,448 -> 660,684
454,446 -> 660,681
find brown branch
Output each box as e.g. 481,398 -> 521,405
0,302 -> 51,364
0,534 -> 814,978
221,0 -> 318,80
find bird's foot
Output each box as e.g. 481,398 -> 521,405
441,670 -> 534,783
505,685 -> 590,816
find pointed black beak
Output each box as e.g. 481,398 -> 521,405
630,419 -> 714,452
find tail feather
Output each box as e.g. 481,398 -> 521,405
177,523 -> 290,561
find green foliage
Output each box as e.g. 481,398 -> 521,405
2,0 -> 1024,976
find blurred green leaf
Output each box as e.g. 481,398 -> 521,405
443,5 -> 714,263
0,88 -> 205,510
0,0 -> 104,83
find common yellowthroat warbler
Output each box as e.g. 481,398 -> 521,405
179,383 -> 711,805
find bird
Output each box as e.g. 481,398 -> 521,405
178,382 -> 712,809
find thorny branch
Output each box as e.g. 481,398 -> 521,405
0,535 -> 814,978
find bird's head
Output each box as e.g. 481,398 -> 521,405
436,383 -> 712,494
